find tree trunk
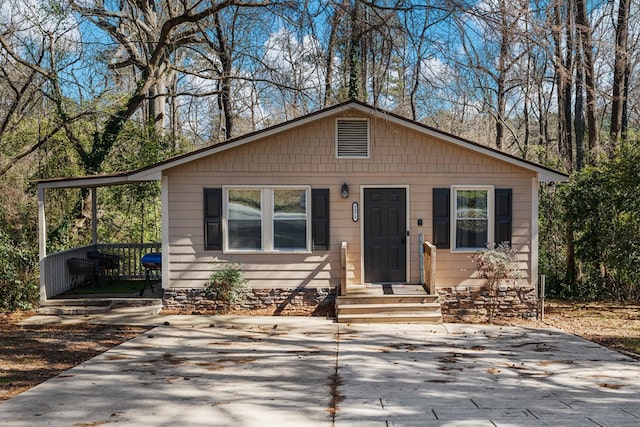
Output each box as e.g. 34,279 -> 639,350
494,0 -> 509,151
551,1 -> 574,170
214,12 -> 233,140
575,0 -> 599,155
323,5 -> 341,106
347,0 -> 363,100
148,80 -> 166,131
610,0 -> 630,142
575,46 -> 585,170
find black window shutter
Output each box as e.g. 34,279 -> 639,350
432,188 -> 450,249
204,188 -> 222,250
495,188 -> 512,246
312,189 -> 330,250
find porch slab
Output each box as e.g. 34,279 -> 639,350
2,316 -> 640,426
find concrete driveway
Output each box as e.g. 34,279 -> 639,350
1,314 -> 640,426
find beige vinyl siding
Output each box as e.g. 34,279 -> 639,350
165,109 -> 535,290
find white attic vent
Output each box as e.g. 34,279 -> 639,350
336,118 -> 369,158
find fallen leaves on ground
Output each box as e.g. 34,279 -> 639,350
493,300 -> 640,358
0,312 -> 149,402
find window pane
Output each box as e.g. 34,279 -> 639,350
228,189 -> 261,250
229,190 -> 261,219
456,220 -> 488,249
456,190 -> 488,249
228,220 -> 262,249
456,190 -> 488,219
274,189 -> 307,250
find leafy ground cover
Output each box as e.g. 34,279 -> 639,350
1,300 -> 639,402
0,312 -> 149,402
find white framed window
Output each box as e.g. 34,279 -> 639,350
336,118 -> 369,158
451,186 -> 494,251
224,186 -> 310,253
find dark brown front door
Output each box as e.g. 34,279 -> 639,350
364,188 -> 407,283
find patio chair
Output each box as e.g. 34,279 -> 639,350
67,258 -> 100,288
87,250 -> 120,281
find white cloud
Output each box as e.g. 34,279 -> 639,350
262,28 -> 325,91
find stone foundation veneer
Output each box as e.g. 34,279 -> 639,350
163,287 -> 336,312
438,285 -> 538,321
164,285 -> 537,321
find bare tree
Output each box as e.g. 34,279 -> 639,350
610,0 -> 631,142
0,0 -> 98,176
70,0 -> 271,171
452,0 -> 530,150
574,0 -> 598,156
322,1 -> 346,106
547,0 -> 579,170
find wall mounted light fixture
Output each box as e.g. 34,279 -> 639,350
341,183 -> 349,198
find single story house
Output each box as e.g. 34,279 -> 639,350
37,100 -> 568,321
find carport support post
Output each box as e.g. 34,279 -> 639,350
38,186 -> 47,302
38,187 -> 46,260
91,187 -> 98,245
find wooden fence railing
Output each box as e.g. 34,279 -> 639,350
95,243 -> 161,279
40,242 -> 161,300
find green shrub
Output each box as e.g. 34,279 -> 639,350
0,228 -> 39,313
204,263 -> 251,309
562,140 -> 640,302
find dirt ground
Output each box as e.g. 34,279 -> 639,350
520,301 -> 640,358
1,300 -> 639,402
0,312 -> 149,402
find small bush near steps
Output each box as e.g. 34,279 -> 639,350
204,263 -> 251,310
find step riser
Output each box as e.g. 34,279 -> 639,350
336,312 -> 443,323
337,296 -> 439,305
36,305 -> 163,316
338,308 -> 441,316
42,298 -> 162,307
36,306 -> 112,316
38,298 -> 164,316
338,317 -> 442,325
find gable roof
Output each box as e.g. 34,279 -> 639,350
38,99 -> 568,189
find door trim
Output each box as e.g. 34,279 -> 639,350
360,185 -> 410,284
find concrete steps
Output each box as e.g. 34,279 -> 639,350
37,298 -> 163,316
336,294 -> 442,324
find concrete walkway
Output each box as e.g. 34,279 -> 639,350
2,312 -> 640,426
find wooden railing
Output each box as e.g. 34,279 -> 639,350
423,241 -> 436,294
40,242 -> 161,300
419,234 -> 436,294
